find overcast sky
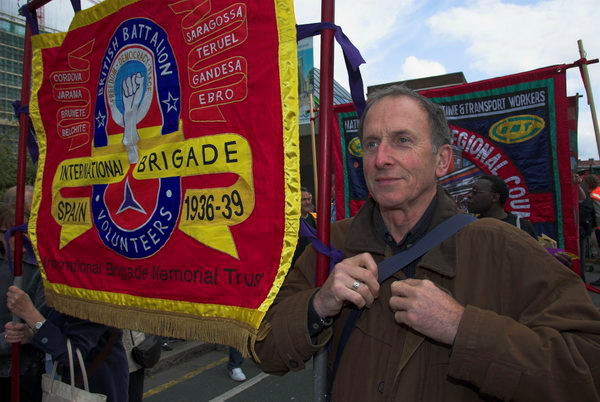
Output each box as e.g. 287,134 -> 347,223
36,0 -> 600,160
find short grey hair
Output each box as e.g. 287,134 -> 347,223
358,84 -> 451,153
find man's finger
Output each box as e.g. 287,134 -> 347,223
348,267 -> 379,299
345,252 -> 378,275
350,280 -> 375,307
389,295 -> 411,312
343,286 -> 373,309
391,280 -> 419,298
401,278 -> 422,287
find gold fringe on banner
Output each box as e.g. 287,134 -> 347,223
46,289 -> 261,358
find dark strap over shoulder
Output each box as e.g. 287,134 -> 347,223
328,213 -> 476,395
377,213 -> 476,282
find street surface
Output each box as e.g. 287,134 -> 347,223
144,347 -> 313,402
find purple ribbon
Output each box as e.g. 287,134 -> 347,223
18,5 -> 39,35
4,223 -> 37,275
296,23 -> 366,117
12,100 -> 39,164
299,218 -> 344,273
71,0 -> 82,12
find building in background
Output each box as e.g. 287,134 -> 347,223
0,10 -> 25,146
0,1 -> 64,189
578,159 -> 600,175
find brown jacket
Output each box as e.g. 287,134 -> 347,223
254,189 -> 600,401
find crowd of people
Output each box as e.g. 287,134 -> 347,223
3,84 -> 600,401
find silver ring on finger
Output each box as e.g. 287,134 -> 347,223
351,280 -> 362,290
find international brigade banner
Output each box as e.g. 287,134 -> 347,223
422,66 -> 578,272
28,0 -> 299,354
331,67 -> 577,273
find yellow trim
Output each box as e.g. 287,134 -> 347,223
43,280 -> 265,327
28,0 -> 299,344
29,43 -> 49,277
31,32 -> 66,50
257,0 -> 300,312
45,289 -> 259,356
69,0 -> 141,31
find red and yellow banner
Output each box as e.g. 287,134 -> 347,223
29,0 -> 299,354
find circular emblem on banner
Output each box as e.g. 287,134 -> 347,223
489,115 -> 545,144
106,47 -> 154,129
347,137 -> 363,157
92,177 -> 180,259
92,18 -> 181,258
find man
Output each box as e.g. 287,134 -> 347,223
466,174 -> 537,238
300,187 -> 316,228
292,187 -> 317,267
254,85 -> 600,401
3,185 -> 34,213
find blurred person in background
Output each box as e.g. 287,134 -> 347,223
0,203 -> 44,402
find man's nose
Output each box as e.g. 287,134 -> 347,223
374,142 -> 393,167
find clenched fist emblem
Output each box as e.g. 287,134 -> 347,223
122,72 -> 144,164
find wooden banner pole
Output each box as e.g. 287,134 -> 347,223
309,93 -> 319,203
577,40 -> 600,158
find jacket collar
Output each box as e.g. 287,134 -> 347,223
345,186 -> 460,278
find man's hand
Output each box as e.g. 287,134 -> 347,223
389,279 -> 464,345
6,286 -> 36,318
312,253 -> 379,318
6,285 -> 45,327
4,322 -> 33,344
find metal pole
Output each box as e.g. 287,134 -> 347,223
577,40 -> 600,158
313,1 -> 335,401
309,93 -> 319,203
25,0 -> 53,12
10,14 -> 35,402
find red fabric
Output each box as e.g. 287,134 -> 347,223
32,0 -> 291,309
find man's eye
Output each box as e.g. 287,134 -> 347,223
364,141 -> 378,150
396,137 -> 410,144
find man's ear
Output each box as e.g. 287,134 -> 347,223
435,144 -> 453,178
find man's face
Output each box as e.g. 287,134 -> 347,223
301,191 -> 313,214
466,179 -> 496,214
361,96 -> 451,212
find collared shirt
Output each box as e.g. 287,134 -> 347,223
373,195 -> 438,278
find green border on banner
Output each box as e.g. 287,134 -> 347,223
429,79 -> 563,247
337,111 -> 359,218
